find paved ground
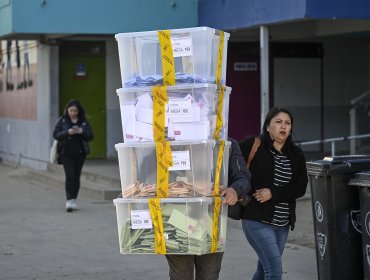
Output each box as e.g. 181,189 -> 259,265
0,163 -> 317,280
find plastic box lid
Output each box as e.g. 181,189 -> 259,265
114,197 -> 216,205
117,83 -> 232,94
349,171 -> 370,187
306,155 -> 370,176
115,139 -> 229,149
115,26 -> 230,40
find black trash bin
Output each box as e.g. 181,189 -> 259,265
307,155 -> 370,280
349,171 -> 370,280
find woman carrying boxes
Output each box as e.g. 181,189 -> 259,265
165,138 -> 251,279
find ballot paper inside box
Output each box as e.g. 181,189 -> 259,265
115,27 -> 230,87
117,84 -> 230,142
115,140 -> 230,198
113,197 -> 228,255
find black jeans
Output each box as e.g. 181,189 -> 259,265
165,253 -> 223,280
61,154 -> 85,200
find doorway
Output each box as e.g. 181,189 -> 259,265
227,47 -> 261,141
59,41 -> 106,158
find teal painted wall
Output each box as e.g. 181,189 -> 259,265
1,0 -> 198,37
0,1 -> 12,37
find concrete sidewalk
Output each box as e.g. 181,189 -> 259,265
0,164 -> 318,280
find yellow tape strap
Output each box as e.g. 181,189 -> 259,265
158,30 -> 176,86
211,197 -> 222,253
155,141 -> 173,198
213,86 -> 225,140
213,140 -> 225,196
215,31 -> 225,85
152,86 -> 169,142
149,198 -> 167,254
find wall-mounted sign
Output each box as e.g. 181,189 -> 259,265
234,62 -> 258,71
0,40 -> 38,120
76,63 -> 86,77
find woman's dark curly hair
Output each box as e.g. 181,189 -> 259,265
63,99 -> 86,121
260,107 -> 303,154
262,107 -> 293,136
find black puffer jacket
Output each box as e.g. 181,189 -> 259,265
53,116 -> 93,158
239,133 -> 307,230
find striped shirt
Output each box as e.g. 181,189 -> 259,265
270,149 -> 292,226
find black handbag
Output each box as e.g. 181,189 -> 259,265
228,196 -> 252,220
227,137 -> 260,220
228,202 -> 242,220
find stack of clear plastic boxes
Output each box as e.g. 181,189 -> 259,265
113,27 -> 231,255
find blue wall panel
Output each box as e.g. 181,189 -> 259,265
306,0 -> 370,19
199,0 -> 307,30
0,0 -> 12,37
199,0 -> 370,31
2,0 -> 197,37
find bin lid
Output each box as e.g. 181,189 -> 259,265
349,171 -> 370,187
306,155 -> 370,176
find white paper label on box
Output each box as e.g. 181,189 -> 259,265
131,210 -> 153,229
168,98 -> 192,121
169,150 -> 191,171
121,104 -> 137,141
171,37 -> 193,57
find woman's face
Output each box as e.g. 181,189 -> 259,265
67,105 -> 79,120
267,112 -> 292,144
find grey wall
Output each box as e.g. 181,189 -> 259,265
0,44 -> 52,169
273,37 -> 370,154
106,39 -> 123,158
323,37 -> 369,133
274,57 -> 321,147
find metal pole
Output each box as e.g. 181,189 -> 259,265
260,26 -> 269,130
331,141 -> 335,157
349,108 -> 356,154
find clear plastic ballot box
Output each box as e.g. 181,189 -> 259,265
115,27 -> 230,87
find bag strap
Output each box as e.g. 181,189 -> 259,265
246,137 -> 261,169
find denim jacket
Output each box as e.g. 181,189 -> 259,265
228,138 -> 252,199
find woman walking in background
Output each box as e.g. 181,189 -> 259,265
239,107 -> 307,280
53,100 -> 93,212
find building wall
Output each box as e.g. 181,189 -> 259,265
273,37 -> 369,154
199,0 -> 370,30
322,37 -> 369,153
2,0 -> 198,37
199,0 -> 306,30
274,57 -> 322,145
0,43 -> 52,169
106,39 -> 122,158
1,36 -> 369,167
0,38 -> 125,168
